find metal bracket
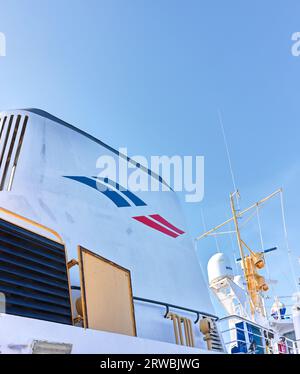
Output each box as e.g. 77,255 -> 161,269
67,259 -> 79,269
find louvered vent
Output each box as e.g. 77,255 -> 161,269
210,319 -> 225,352
0,217 -> 72,325
0,114 -> 28,191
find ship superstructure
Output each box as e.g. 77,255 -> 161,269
0,108 -> 298,354
0,109 -> 223,354
196,189 -> 300,354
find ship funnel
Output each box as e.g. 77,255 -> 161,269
207,252 -> 234,285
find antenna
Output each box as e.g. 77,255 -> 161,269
218,109 -> 238,197
217,109 -> 240,264
196,188 -> 283,319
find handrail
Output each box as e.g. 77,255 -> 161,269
219,314 -> 299,354
133,296 -> 219,323
219,314 -> 275,332
223,326 -> 267,339
0,206 -> 63,244
223,335 -> 297,354
69,289 -> 219,323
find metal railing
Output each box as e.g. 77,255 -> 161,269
133,296 -> 223,351
69,290 -> 224,350
219,315 -> 299,354
133,296 -> 219,323
70,290 -> 220,324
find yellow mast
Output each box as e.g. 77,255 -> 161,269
196,189 -> 282,319
230,191 -> 266,318
196,189 -> 282,241
230,191 -> 246,281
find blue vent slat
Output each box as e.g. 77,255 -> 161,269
0,234 -> 64,265
0,264 -> 68,292
0,219 -> 65,256
0,218 -> 72,325
0,252 -> 67,282
0,282 -> 71,307
0,243 -> 66,274
0,273 -> 69,299
5,296 -> 71,317
8,305 -> 71,325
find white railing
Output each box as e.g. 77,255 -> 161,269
219,315 -> 299,354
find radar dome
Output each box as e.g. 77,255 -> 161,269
207,252 -> 234,285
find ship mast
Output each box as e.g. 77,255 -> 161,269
196,188 -> 283,320
229,191 -> 267,318
230,191 -> 246,280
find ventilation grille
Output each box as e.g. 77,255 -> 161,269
0,114 -> 28,191
0,217 -> 72,325
210,320 -> 225,352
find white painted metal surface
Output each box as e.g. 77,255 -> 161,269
0,109 -> 216,349
0,313 -> 217,354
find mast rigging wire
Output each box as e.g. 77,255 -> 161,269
218,110 -> 239,200
217,109 -> 240,269
279,190 -> 299,291
201,208 -> 221,253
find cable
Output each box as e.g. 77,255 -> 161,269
279,190 -> 299,291
218,109 -> 239,210
197,209 -> 211,282
194,239 -> 207,283
239,209 -> 259,229
201,208 -> 220,253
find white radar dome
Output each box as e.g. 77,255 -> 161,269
207,252 -> 234,285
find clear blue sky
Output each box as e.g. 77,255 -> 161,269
1,0 -> 300,315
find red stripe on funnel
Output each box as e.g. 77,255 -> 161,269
149,214 -> 185,235
133,216 -> 179,238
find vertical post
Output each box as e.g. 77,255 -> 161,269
176,315 -> 184,345
230,192 -> 246,279
168,313 -> 179,344
230,192 -> 253,317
